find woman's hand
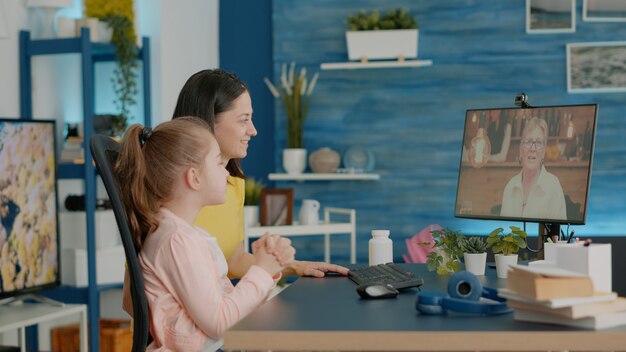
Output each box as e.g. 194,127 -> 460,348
285,260 -> 349,277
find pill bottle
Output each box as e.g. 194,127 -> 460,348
369,229 -> 393,266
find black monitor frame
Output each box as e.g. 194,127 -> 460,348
454,103 -> 598,231
0,118 -> 61,300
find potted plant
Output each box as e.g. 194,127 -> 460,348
345,8 -> 419,62
460,236 -> 489,276
264,62 -> 319,174
244,178 -> 265,227
425,228 -> 464,275
85,1 -> 139,135
487,226 -> 527,278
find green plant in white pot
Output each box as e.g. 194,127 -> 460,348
345,8 -> 419,62
243,178 -> 265,227
460,236 -> 489,276
264,62 -> 319,174
487,226 -> 527,278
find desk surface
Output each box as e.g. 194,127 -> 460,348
224,264 -> 626,351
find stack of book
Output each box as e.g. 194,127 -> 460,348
499,265 -> 626,330
60,136 -> 84,163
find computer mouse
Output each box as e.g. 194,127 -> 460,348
356,283 -> 399,299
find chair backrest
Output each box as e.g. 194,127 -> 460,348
89,134 -> 149,352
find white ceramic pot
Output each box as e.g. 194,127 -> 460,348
243,205 -> 259,227
283,148 -> 307,174
299,199 -> 320,225
495,254 -> 518,279
345,29 -> 418,61
464,252 -> 487,276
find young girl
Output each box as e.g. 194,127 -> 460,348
115,116 -> 295,351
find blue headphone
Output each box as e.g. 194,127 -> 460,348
415,271 -> 512,315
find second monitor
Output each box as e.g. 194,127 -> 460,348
455,104 -> 598,226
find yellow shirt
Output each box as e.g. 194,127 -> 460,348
194,176 -> 245,259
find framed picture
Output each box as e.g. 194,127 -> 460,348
583,0 -> 626,22
260,188 -> 293,226
526,0 -> 575,33
567,41 -> 626,93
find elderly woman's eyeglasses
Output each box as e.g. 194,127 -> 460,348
521,139 -> 545,150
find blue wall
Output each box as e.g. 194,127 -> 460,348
220,0 -> 626,262
219,0 -> 274,183
227,0 -> 626,263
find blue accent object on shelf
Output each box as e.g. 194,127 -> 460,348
343,147 -> 375,172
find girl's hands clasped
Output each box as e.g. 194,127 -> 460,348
252,234 -> 296,277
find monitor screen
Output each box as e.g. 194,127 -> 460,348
454,104 -> 598,225
0,118 -> 60,298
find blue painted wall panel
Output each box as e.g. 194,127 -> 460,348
268,0 -> 625,263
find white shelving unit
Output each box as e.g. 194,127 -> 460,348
244,208 -> 356,264
268,173 -> 380,181
320,59 -> 432,70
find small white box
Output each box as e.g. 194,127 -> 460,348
59,210 -> 120,250
61,246 -> 125,287
554,243 -> 612,292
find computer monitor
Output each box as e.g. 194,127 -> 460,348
0,118 -> 60,300
454,104 -> 598,232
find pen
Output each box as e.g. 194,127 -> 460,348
567,230 -> 575,244
546,237 -> 553,243
560,228 -> 566,241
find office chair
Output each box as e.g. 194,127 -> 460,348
90,134 -> 149,352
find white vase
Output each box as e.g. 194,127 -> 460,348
495,254 -> 518,279
463,252 -> 487,276
283,148 -> 307,174
243,205 -> 259,227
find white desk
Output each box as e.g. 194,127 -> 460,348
245,207 -> 356,263
0,303 -> 87,352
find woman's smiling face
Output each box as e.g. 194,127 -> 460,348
520,126 -> 546,171
214,91 -> 257,162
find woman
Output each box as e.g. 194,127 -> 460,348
172,69 -> 349,278
115,117 -> 294,351
500,117 -> 566,220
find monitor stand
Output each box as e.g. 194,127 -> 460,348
0,293 -> 64,307
536,223 -> 561,260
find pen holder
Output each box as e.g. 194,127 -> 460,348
554,243 -> 612,292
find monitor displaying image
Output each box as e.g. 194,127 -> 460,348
454,104 -> 598,225
0,119 -> 60,298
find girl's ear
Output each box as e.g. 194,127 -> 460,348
184,167 -> 202,190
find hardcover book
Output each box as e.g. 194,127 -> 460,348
506,265 -> 594,300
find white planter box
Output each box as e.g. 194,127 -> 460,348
61,246 -> 125,287
346,29 -> 419,61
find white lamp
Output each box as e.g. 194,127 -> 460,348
26,0 -> 73,38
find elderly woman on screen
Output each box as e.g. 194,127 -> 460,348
500,117 -> 566,220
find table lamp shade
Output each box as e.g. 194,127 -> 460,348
27,0 -> 73,7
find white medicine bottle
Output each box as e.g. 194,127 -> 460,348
369,229 -> 393,266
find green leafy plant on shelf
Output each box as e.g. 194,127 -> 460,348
244,178 -> 265,206
486,226 -> 527,256
347,8 -> 418,31
460,236 -> 489,254
425,228 -> 464,275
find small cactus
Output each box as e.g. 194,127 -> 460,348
460,236 -> 488,254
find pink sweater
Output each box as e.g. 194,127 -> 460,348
139,208 -> 275,351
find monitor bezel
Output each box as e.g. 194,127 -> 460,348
0,117 -> 61,299
454,104 -> 598,226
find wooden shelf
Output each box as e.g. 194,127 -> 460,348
268,173 -> 380,181
320,59 -> 433,70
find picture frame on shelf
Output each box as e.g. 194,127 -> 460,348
567,41 -> 626,93
260,188 -> 293,226
526,0 -> 575,34
583,0 -> 626,22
